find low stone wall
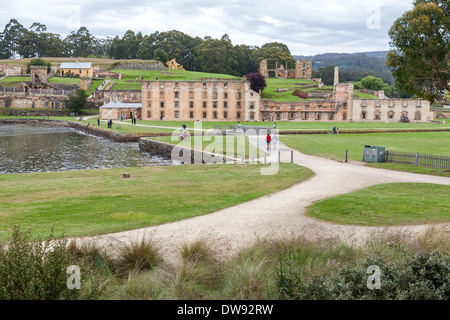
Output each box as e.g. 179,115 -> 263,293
116,62 -> 165,71
0,119 -> 171,142
139,138 -> 229,164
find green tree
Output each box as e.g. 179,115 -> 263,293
387,0 -> 450,102
194,35 -> 238,75
312,65 -> 344,85
64,27 -> 95,57
254,42 -> 295,70
26,58 -> 51,73
153,48 -> 169,64
360,76 -> 385,90
65,89 -> 87,116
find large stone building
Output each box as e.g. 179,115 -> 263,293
140,79 -> 261,121
96,66 -> 435,123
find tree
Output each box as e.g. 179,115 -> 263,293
64,27 -> 95,57
194,36 -> 238,75
254,42 -> 295,70
245,72 -> 267,93
65,89 -> 87,116
26,58 -> 51,73
360,76 -> 385,90
312,65 -> 344,85
387,0 -> 450,102
153,48 -> 169,64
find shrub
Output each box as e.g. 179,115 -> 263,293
0,226 -> 76,300
277,250 -> 449,300
293,89 -> 308,99
114,237 -> 162,276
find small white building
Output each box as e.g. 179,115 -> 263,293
99,101 -> 142,120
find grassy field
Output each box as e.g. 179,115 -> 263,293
149,134 -> 266,159
0,163 -> 312,240
307,183 -> 450,226
109,68 -> 241,90
280,131 -> 450,176
0,76 -> 29,87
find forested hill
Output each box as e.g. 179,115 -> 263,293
294,51 -> 393,84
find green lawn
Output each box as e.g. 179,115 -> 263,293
149,134 -> 266,159
0,76 -> 29,87
307,183 -> 450,226
281,131 -> 450,176
108,68 -> 242,90
47,77 -> 80,84
0,163 -> 313,240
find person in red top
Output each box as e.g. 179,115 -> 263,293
266,133 -> 272,151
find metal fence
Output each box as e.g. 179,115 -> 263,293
386,151 -> 450,169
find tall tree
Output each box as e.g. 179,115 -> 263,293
254,42 -> 295,70
194,35 -> 238,75
64,27 -> 95,57
65,89 -> 87,116
387,0 -> 450,102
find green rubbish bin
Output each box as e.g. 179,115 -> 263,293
363,145 -> 386,163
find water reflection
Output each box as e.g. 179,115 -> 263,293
0,124 -> 173,174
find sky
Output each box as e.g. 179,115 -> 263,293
0,0 -> 415,56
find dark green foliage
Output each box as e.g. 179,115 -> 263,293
65,89 -> 87,116
277,250 -> 449,300
387,0 -> 450,102
0,226 -> 76,300
26,58 -> 51,73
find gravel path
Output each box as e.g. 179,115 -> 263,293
72,137 -> 450,264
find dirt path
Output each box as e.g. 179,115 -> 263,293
72,137 -> 450,264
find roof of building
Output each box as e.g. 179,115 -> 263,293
59,62 -> 92,69
100,101 -> 142,109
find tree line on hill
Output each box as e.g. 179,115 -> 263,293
0,19 -> 296,77
0,19 -> 385,82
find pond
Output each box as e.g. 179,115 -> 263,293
0,124 -> 173,174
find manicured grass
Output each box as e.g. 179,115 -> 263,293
0,76 -> 29,87
47,77 -> 80,84
307,183 -> 450,226
281,131 -> 450,176
354,91 -> 379,99
109,68 -> 241,90
149,134 -> 266,159
0,164 -> 313,240
262,78 -> 321,102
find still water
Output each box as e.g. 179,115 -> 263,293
0,124 -> 172,174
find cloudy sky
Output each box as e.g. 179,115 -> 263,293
0,0 -> 414,55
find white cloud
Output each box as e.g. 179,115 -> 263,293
0,0 -> 415,55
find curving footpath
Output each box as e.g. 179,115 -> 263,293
73,136 -> 450,265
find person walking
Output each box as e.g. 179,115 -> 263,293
333,125 -> 338,134
266,132 -> 272,151
97,118 -> 100,126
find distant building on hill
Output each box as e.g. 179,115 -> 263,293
59,62 -> 94,78
166,58 -> 185,71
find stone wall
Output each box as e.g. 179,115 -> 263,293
0,119 -> 171,142
116,62 -> 165,71
139,138 -> 229,163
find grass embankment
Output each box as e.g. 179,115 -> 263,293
307,183 -> 450,226
149,134 -> 266,159
281,131 -> 450,176
0,163 -> 312,241
0,76 -> 29,87
109,69 -> 241,90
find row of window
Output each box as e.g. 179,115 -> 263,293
149,101 -> 245,109
148,110 -> 242,119
153,82 -> 232,89
153,91 -> 241,100
361,110 -> 422,120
